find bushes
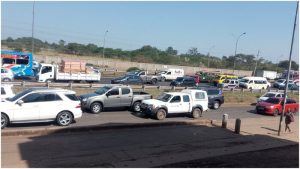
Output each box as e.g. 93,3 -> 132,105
126,67 -> 140,72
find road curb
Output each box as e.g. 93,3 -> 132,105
1,119 -> 212,137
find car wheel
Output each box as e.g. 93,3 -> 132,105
132,101 -> 141,112
152,78 -> 157,85
273,109 -> 279,116
91,102 -> 103,114
156,109 -> 166,120
56,111 -> 73,126
3,78 -> 11,82
1,113 -> 9,129
192,108 -> 202,119
213,101 -> 220,109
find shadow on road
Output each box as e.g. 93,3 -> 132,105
2,121 -> 298,168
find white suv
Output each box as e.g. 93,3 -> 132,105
1,84 -> 15,101
1,67 -> 14,81
1,88 -> 82,129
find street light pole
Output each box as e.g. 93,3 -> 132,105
233,32 -> 246,73
278,2 -> 298,136
102,30 -> 109,61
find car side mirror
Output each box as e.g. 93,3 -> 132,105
17,100 -> 24,106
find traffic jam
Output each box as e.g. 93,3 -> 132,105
1,50 -> 299,129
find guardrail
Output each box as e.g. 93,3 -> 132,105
2,81 -> 299,94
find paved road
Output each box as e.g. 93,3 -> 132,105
4,105 -> 265,131
2,119 -> 298,167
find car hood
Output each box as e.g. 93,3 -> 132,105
79,93 -> 99,99
257,101 -> 276,107
142,99 -> 167,106
258,97 -> 269,101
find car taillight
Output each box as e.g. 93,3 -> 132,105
75,104 -> 81,108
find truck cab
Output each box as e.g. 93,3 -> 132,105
36,63 -> 55,82
140,89 -> 208,120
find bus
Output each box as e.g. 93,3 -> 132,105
1,51 -> 34,77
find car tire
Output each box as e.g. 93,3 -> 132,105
1,113 -> 9,129
56,111 -> 73,126
156,109 -> 166,120
152,78 -> 157,85
91,102 -> 103,114
192,108 -> 202,119
213,101 -> 220,109
273,109 -> 279,116
132,101 -> 141,112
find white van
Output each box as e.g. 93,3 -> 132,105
160,68 -> 184,81
239,77 -> 271,90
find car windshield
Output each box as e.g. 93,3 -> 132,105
240,79 -> 249,83
6,89 -> 32,102
175,77 -> 184,82
95,86 -> 112,95
157,93 -> 172,102
263,93 -> 276,97
277,79 -> 285,83
265,98 -> 281,104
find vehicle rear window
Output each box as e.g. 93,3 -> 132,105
207,90 -> 220,95
265,98 -> 280,104
195,92 -> 205,99
65,94 -> 79,101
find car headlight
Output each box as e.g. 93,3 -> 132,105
82,98 -> 87,102
148,104 -> 155,109
265,106 -> 274,109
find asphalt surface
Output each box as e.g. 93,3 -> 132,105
4,105 -> 265,131
159,144 -> 299,168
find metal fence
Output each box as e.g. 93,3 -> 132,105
2,81 -> 298,94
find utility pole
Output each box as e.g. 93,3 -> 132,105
102,30 -> 109,60
31,1 -> 35,55
278,2 -> 298,136
253,50 -> 260,76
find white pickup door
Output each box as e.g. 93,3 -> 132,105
167,94 -> 191,113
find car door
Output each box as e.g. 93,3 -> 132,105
12,93 -> 41,121
104,88 -> 121,107
167,95 -> 182,113
182,95 -> 191,112
38,93 -> 64,120
120,88 -> 132,107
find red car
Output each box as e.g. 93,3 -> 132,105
188,75 -> 200,85
256,97 -> 299,116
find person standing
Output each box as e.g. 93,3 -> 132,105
285,110 -> 295,132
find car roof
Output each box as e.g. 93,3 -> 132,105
265,92 -> 284,94
26,87 -> 76,94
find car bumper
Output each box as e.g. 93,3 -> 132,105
256,107 -> 275,115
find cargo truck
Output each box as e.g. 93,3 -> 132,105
36,63 -> 101,83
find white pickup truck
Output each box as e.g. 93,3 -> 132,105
140,89 -> 208,120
